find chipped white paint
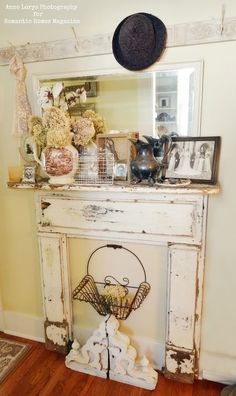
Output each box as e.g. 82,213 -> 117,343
66,315 -> 158,390
167,245 -> 199,349
180,359 -> 195,375
166,351 -> 179,373
30,184 -> 216,381
38,235 -> 65,322
1,17 -> 236,65
46,324 -> 68,346
38,233 -> 72,349
194,195 -> 208,370
8,181 -> 219,195
166,347 -> 195,377
37,190 -> 204,245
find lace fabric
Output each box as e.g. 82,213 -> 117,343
9,54 -> 32,137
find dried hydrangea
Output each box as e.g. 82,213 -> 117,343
42,107 -> 70,133
28,108 -> 72,149
47,128 -> 71,148
72,116 -> 95,146
101,285 -> 127,300
82,110 -> 107,138
28,115 -> 47,147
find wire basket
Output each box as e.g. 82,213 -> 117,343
75,149 -> 114,185
72,244 -> 151,320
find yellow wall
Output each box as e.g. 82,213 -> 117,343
0,0 -> 236,380
97,77 -> 139,131
70,238 -> 167,343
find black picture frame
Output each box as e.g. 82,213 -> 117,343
165,136 -> 221,184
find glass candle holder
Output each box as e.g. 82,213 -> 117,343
8,165 -> 23,182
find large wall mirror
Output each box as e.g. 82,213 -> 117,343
33,61 -> 203,137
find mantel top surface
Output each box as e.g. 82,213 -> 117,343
7,181 -> 220,195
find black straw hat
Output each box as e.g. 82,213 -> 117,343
112,12 -> 167,71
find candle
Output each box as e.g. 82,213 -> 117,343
8,165 -> 23,182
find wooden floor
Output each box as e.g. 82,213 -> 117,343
0,332 -> 224,396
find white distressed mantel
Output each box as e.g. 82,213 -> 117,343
9,182 -> 219,383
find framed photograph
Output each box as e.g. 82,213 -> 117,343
64,81 -> 97,98
159,96 -> 170,108
40,78 -> 97,98
165,136 -> 221,184
69,102 -> 95,116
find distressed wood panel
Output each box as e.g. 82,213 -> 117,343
31,186 -> 215,380
38,234 -> 72,352
167,245 -> 199,350
1,17 -> 236,65
165,346 -> 195,383
193,195 -> 208,377
38,195 -> 203,245
10,182 -> 220,195
39,235 -> 67,322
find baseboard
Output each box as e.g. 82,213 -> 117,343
202,370 -> 236,386
132,334 -> 165,371
72,324 -> 165,371
3,310 -> 44,342
1,311 -> 235,386
200,349 -> 236,385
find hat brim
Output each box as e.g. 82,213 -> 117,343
112,12 -> 167,71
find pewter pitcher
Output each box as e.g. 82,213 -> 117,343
129,139 -> 160,184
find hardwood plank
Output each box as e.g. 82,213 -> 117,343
0,332 -> 224,396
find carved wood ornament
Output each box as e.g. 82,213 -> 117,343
66,315 -> 158,390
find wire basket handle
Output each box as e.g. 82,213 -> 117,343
86,244 -> 147,283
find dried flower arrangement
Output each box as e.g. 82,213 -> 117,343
100,284 -> 133,313
72,117 -> 95,147
101,284 -> 127,300
29,81 -> 107,151
26,81 -> 109,185
28,107 -> 71,149
82,110 -> 107,140
38,82 -> 87,115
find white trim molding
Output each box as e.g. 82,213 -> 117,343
202,370 -> 236,386
1,310 -> 235,386
200,350 -> 236,385
1,17 -> 236,65
2,310 -> 44,342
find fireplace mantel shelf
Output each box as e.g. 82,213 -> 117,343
8,180 -> 220,384
7,181 -> 220,195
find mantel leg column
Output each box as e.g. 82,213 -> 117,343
165,244 -> 201,383
38,232 -> 72,354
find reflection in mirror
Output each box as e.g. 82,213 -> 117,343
155,65 -> 202,137
36,61 -> 202,138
